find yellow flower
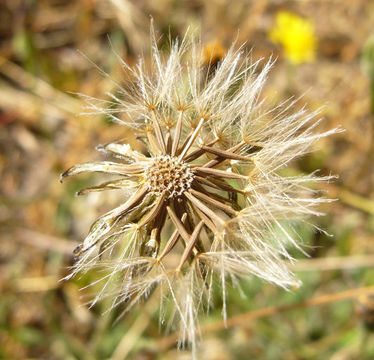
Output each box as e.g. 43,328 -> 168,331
269,11 -> 318,65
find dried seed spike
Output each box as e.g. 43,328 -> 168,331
147,131 -> 163,155
143,202 -> 165,258
184,138 -> 219,162
194,166 -> 248,180
97,142 -> 148,162
173,196 -> 194,233
166,206 -> 191,244
114,186 -> 148,218
171,110 -> 184,156
59,161 -> 143,182
158,213 -> 188,261
174,197 -> 206,253
195,175 -> 245,194
76,179 -> 131,196
192,181 -> 234,206
200,145 -> 253,162
189,188 -> 238,216
203,141 -> 246,168
184,191 -> 226,227
150,109 -> 167,153
165,132 -> 172,154
190,202 -> 216,234
176,131 -> 192,156
137,191 -> 167,227
178,118 -> 205,159
176,220 -> 204,271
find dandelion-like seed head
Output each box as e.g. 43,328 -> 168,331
61,25 -> 337,356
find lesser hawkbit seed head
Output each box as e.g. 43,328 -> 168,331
61,25 -> 338,357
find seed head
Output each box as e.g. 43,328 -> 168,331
61,26 -> 337,356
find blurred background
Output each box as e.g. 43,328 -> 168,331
1,0 -> 374,359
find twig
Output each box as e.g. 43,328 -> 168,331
13,275 -> 60,292
0,56 -> 81,115
110,293 -> 159,360
15,228 -> 78,255
325,184 -> 374,216
292,254 -> 374,272
159,285 -> 374,350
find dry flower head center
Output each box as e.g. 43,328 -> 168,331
144,155 -> 194,198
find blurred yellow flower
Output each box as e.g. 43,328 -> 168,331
269,11 -> 318,65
